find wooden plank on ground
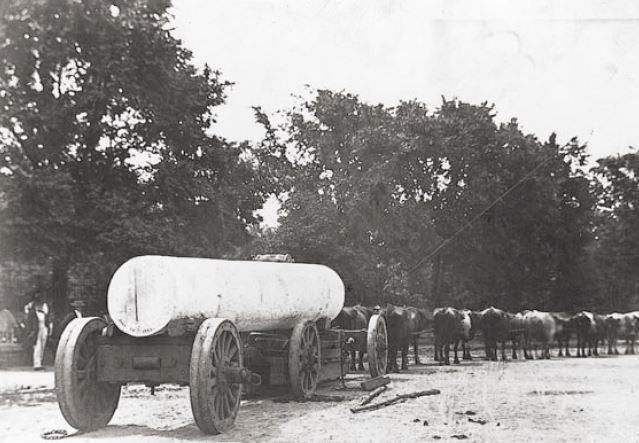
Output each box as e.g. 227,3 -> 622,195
360,376 -> 391,391
360,385 -> 387,406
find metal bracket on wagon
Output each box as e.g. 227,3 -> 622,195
225,367 -> 262,386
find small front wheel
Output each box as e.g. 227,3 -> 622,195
367,314 -> 388,378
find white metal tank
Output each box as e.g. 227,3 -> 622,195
107,256 -> 345,337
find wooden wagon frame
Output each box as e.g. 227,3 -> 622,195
55,312 -> 388,434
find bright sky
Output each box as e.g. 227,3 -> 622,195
170,0 -> 639,225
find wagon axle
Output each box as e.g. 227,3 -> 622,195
223,367 -> 262,386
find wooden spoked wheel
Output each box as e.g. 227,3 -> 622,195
367,314 -> 388,378
190,318 -> 243,435
55,317 -> 121,431
288,320 -> 321,399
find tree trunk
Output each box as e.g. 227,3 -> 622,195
50,258 -> 70,319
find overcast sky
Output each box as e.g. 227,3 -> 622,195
171,0 -> 639,165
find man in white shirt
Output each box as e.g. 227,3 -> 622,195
24,292 -> 52,370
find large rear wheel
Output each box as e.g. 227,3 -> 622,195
55,317 -> 121,431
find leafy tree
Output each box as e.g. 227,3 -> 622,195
253,89 -> 596,311
0,0 -> 273,313
591,151 -> 639,310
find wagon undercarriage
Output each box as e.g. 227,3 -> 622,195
55,313 -> 387,435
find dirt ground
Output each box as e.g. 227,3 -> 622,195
2,353 -> 639,443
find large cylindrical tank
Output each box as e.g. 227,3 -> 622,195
107,256 -> 345,337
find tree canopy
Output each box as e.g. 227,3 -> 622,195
1,1 -> 636,315
590,151 -> 639,310
249,90 -> 597,311
0,0 -> 275,311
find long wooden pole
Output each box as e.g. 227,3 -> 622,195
350,389 -> 440,413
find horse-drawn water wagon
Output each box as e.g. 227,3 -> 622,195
54,255 -> 388,434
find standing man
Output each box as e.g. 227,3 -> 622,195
24,288 -> 52,370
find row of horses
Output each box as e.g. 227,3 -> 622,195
434,307 -> 639,365
332,305 -> 639,372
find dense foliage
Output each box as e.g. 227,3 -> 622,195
1,2 -> 636,315
248,91 -> 603,311
0,0 -> 276,313
590,152 -> 639,311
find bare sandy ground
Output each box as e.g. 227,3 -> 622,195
2,355 -> 639,443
